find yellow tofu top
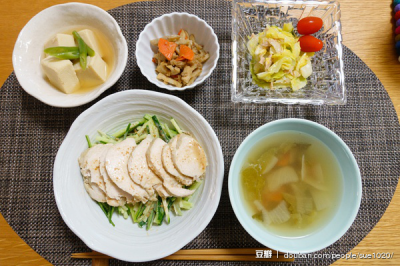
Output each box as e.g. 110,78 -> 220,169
74,55 -> 107,87
78,29 -> 103,58
44,34 -> 76,49
41,57 -> 80,94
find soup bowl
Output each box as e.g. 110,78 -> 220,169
228,118 -> 362,253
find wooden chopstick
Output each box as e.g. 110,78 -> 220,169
72,249 -> 294,262
72,252 -> 110,259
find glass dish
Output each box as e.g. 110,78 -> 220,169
231,0 -> 345,105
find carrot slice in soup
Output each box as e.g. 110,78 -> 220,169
269,191 -> 283,202
179,45 -> 195,61
158,38 -> 177,61
276,152 -> 290,167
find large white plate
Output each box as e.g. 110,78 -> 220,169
53,90 -> 224,262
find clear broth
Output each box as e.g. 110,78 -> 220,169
240,131 -> 343,237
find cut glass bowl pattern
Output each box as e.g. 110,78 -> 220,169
232,0 -> 345,105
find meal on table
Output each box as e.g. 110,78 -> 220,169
241,131 -> 342,237
41,28 -> 114,94
150,29 -> 210,87
78,114 -> 207,230
247,17 -> 323,91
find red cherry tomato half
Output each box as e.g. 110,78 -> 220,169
299,35 -> 323,52
297,17 -> 323,35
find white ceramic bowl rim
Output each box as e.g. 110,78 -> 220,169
135,12 -> 220,91
12,2 -> 128,108
54,90 -> 224,262
228,118 -> 362,253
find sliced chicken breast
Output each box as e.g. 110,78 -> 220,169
78,146 -> 107,202
82,182 -> 106,203
147,138 -> 194,198
99,144 -> 135,206
163,140 -> 193,186
105,138 -> 149,203
81,144 -> 107,192
153,183 -> 171,198
172,134 -> 207,180
128,135 -> 165,201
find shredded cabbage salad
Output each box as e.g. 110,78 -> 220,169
247,23 -> 315,91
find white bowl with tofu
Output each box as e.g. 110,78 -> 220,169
12,3 -> 128,108
136,12 -> 219,91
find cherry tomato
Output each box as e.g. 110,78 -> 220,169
297,17 -> 323,35
299,35 -> 323,52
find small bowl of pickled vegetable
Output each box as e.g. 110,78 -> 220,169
12,3 -> 128,107
232,0 -> 345,105
136,12 -> 220,91
228,118 -> 362,253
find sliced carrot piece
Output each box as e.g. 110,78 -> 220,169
179,44 -> 195,61
276,152 -> 290,167
261,186 -> 284,210
175,56 -> 186,61
262,186 -> 283,202
152,58 -> 157,63
158,38 -> 177,61
269,191 -> 283,202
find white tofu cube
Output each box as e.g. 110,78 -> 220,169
44,34 -> 76,48
78,29 -> 103,57
74,55 -> 107,87
41,57 -> 80,94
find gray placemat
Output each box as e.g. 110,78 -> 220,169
1,0 -> 400,265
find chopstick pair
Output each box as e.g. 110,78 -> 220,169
72,248 -> 294,262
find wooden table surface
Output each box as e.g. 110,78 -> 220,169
1,0 -> 400,265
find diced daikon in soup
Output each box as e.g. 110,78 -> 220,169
240,131 -> 343,237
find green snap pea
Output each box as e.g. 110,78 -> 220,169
72,30 -> 96,69
43,46 -> 80,59
73,31 -> 88,70
87,45 -> 95,57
